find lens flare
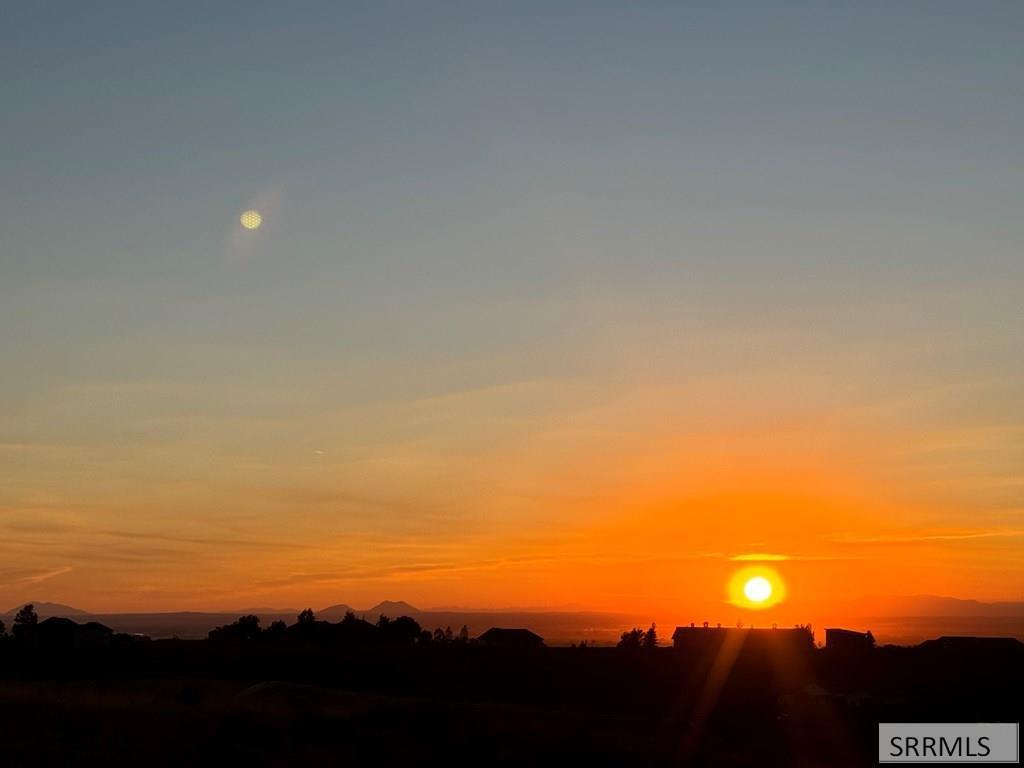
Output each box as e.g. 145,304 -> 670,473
240,210 -> 262,230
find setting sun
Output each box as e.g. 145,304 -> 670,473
728,566 -> 786,610
743,576 -> 772,603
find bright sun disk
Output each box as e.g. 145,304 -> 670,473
743,576 -> 773,603
728,566 -> 785,609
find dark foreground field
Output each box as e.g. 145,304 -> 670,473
1,639 -> 1021,767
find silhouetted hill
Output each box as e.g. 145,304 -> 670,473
317,604 -> 357,621
819,594 -> 1024,618
3,601 -> 87,618
231,607 -> 299,614
885,595 -> 1024,616
363,600 -> 420,617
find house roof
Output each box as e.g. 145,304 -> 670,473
671,625 -> 807,638
824,628 -> 871,637
477,627 -> 544,644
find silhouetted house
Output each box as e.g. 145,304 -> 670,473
672,623 -> 727,649
477,628 -> 544,649
825,628 -> 874,656
672,624 -> 813,655
36,617 -> 114,649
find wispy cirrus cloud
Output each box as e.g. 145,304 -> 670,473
834,529 -> 1024,545
729,552 -> 869,562
2,566 -> 74,588
24,566 -> 73,584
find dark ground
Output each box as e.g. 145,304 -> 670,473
0,641 -> 1020,767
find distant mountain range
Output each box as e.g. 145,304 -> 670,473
835,595 -> 1024,618
314,601 -> 420,621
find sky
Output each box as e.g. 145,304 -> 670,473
1,1 -> 1022,618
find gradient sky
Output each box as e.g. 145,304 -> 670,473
1,2 -> 1022,617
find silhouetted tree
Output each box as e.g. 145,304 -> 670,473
618,627 -> 645,649
457,625 -> 470,643
0,619 -> 5,638
238,614 -> 261,639
866,630 -> 876,648
642,622 -> 658,648
432,627 -> 447,644
297,608 -> 316,624
377,615 -> 423,645
444,626 -> 454,643
790,624 -> 815,651
334,613 -> 378,645
209,614 -> 261,642
264,620 -> 287,639
12,604 -> 38,641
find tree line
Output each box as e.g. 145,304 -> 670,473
207,608 -> 472,647
617,623 -> 658,649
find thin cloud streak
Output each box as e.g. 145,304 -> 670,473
2,566 -> 74,588
835,529 -> 1024,545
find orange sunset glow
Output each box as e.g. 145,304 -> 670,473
4,396 -> 1020,638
